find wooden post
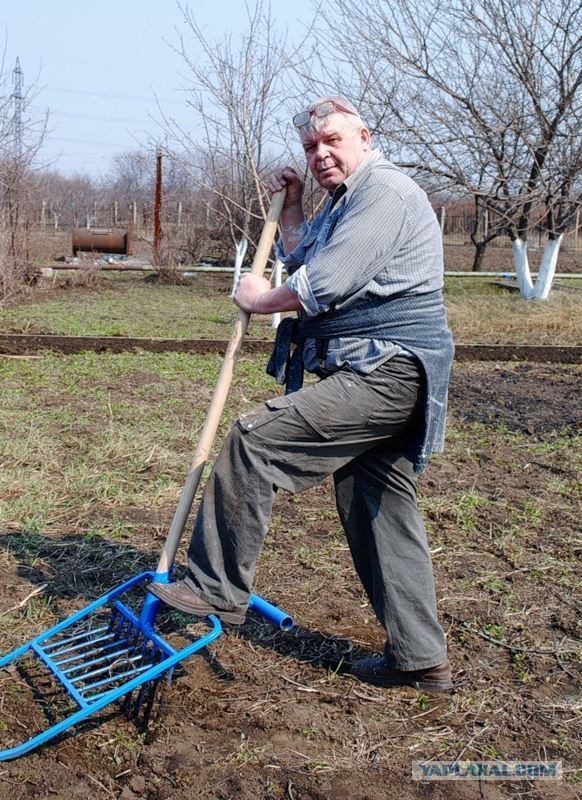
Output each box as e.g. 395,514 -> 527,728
153,150 -> 163,267
439,206 -> 446,233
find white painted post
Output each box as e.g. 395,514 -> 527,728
230,238 -> 248,298
177,201 -> 183,226
271,259 -> 283,329
575,209 -> 580,252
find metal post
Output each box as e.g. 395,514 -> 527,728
12,58 -> 23,161
153,150 -> 162,267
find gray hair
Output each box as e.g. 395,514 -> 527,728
296,96 -> 366,136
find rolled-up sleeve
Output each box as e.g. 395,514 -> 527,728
285,266 -> 320,316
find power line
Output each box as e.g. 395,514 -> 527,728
46,86 -> 187,106
56,110 -> 160,125
50,136 -> 132,147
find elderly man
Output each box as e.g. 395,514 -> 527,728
149,97 -> 454,692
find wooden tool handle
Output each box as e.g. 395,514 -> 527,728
156,189 -> 287,574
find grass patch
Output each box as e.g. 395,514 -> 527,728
444,277 -> 582,344
1,272 -> 581,345
0,276 -> 277,340
0,351 -> 274,538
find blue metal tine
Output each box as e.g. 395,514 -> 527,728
42,624 -> 110,651
71,654 -> 144,684
53,637 -> 130,667
47,632 -> 118,660
62,645 -> 138,675
80,663 -> 153,695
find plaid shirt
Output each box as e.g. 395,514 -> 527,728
277,150 -> 444,374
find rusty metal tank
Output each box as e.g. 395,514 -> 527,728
72,228 -> 131,256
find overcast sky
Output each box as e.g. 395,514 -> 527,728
1,1 -> 314,177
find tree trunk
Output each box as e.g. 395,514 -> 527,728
511,238 -> 534,298
471,240 -> 488,271
532,235 -> 562,300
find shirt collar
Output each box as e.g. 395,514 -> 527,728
330,149 -> 383,206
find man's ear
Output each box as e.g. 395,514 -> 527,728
360,127 -> 371,149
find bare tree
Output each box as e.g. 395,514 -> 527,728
317,0 -> 582,295
161,0 -> 310,258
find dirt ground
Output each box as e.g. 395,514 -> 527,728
1,357 -> 580,799
0,265 -> 580,799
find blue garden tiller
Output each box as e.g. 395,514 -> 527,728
0,191 -> 292,761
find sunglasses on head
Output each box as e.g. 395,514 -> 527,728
293,100 -> 358,128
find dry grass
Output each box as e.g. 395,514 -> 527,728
445,279 -> 582,344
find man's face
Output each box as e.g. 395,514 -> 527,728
301,114 -> 371,191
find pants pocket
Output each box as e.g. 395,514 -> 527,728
237,396 -> 294,433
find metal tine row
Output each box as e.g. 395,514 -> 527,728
48,631 -> 121,662
80,663 -> 153,697
45,605 -> 139,663
81,644 -> 167,700
74,633 -> 166,688
61,643 -> 140,675
42,623 -> 111,653
35,600 -> 170,704
53,636 -> 131,667
71,653 -> 145,684
62,608 -> 168,699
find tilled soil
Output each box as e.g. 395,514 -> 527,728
0,362 -> 580,800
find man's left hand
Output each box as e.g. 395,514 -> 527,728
233,274 -> 271,313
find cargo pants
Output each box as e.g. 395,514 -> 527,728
185,355 -> 448,670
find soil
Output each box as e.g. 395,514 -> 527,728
0,286 -> 580,799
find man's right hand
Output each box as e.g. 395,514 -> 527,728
267,167 -> 304,210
